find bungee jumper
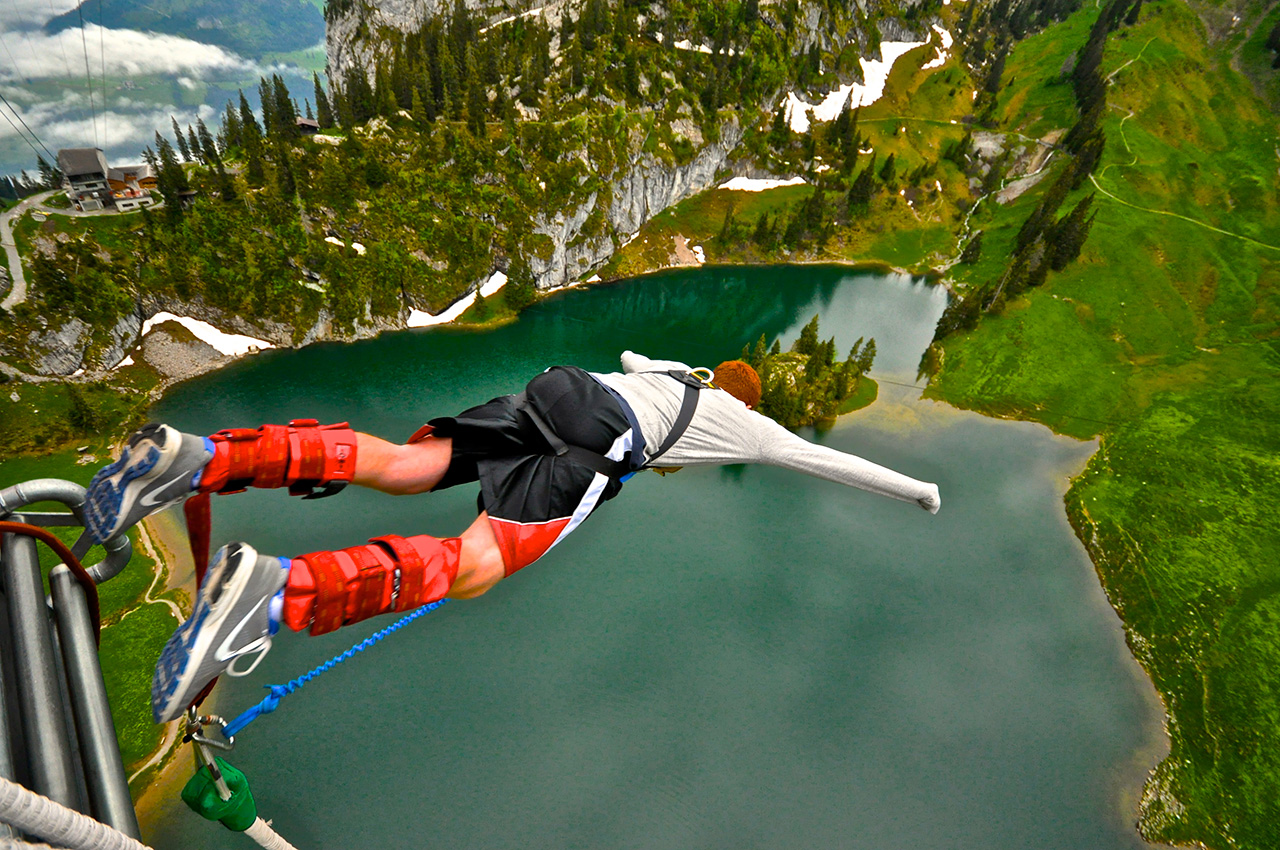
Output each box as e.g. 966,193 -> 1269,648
83,352 -> 942,725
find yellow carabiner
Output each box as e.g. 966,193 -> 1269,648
689,367 -> 716,386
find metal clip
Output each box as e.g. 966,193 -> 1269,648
689,367 -> 716,386
185,707 -> 235,801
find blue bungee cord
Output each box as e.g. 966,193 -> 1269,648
223,599 -> 449,737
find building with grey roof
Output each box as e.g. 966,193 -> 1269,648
56,148 -> 112,211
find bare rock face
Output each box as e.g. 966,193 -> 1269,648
529,119 -> 744,290
98,313 -> 141,370
27,317 -> 89,375
327,0 -> 505,83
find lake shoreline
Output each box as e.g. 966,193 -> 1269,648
118,267 -> 1169,849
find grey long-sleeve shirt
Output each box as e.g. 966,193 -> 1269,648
591,351 -> 941,513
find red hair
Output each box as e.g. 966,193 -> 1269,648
713,360 -> 762,409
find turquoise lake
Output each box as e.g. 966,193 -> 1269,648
145,266 -> 1164,849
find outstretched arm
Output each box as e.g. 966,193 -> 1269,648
753,415 -> 941,513
619,350 -> 693,374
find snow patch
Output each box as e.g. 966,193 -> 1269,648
586,274 -> 602,282
406,271 -> 509,328
691,245 -> 706,264
921,25 -> 953,70
719,176 -> 807,192
654,33 -> 735,55
140,312 -> 275,357
350,241 -> 366,256
783,40 -> 929,133
479,6 -> 546,34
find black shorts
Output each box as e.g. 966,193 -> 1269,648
423,366 -> 636,574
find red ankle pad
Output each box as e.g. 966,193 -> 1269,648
200,420 -> 356,497
283,534 -> 460,635
376,534 -> 460,611
286,420 -> 357,498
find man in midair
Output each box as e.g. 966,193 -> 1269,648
85,352 -> 941,723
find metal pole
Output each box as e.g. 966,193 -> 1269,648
0,535 -> 77,809
0,535 -> 16,840
48,566 -> 140,839
0,480 -> 132,583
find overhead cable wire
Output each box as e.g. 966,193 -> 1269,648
0,88 -> 58,162
0,30 -> 25,81
49,0 -> 79,85
75,2 -> 99,148
0,102 -> 45,163
98,0 -> 108,147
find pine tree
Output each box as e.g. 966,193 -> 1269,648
770,106 -> 790,150
172,117 -> 192,161
272,75 -> 298,138
222,101 -> 242,150
186,126 -> 202,164
343,65 -> 376,125
794,315 -> 821,356
856,338 -> 876,375
847,159 -> 877,214
258,77 -> 278,139
569,31 -> 586,90
153,134 -> 188,225
833,92 -> 852,140
465,45 -> 487,135
1048,194 -> 1095,270
504,253 -> 538,311
752,214 -> 772,246
421,67 -> 437,121
985,40 -> 1009,94
438,39 -> 460,118
411,86 -> 430,128
960,231 -> 983,264
36,155 -> 61,189
196,118 -> 220,165
314,72 -> 334,128
244,143 -> 265,187
376,61 -> 399,117
878,152 -> 897,186
239,91 -> 263,145
305,99 -> 314,121
275,144 -> 296,198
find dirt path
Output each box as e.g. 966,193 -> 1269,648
122,511 -> 198,796
0,190 -> 52,310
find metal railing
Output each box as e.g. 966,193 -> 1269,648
0,479 -> 140,842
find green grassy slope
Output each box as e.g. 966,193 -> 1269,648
928,1 -> 1280,847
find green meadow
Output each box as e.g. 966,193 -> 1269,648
929,1 -> 1280,847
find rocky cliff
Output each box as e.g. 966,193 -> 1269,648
530,119 -> 744,289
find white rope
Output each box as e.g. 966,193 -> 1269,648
0,778 -> 151,850
242,818 -> 299,850
1,839 -> 73,850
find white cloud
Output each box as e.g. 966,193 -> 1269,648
0,0 -> 80,32
0,24 -> 255,83
0,87 -> 217,165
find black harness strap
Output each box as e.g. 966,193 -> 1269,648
515,392 -> 633,481
514,369 -> 712,480
643,371 -> 705,466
